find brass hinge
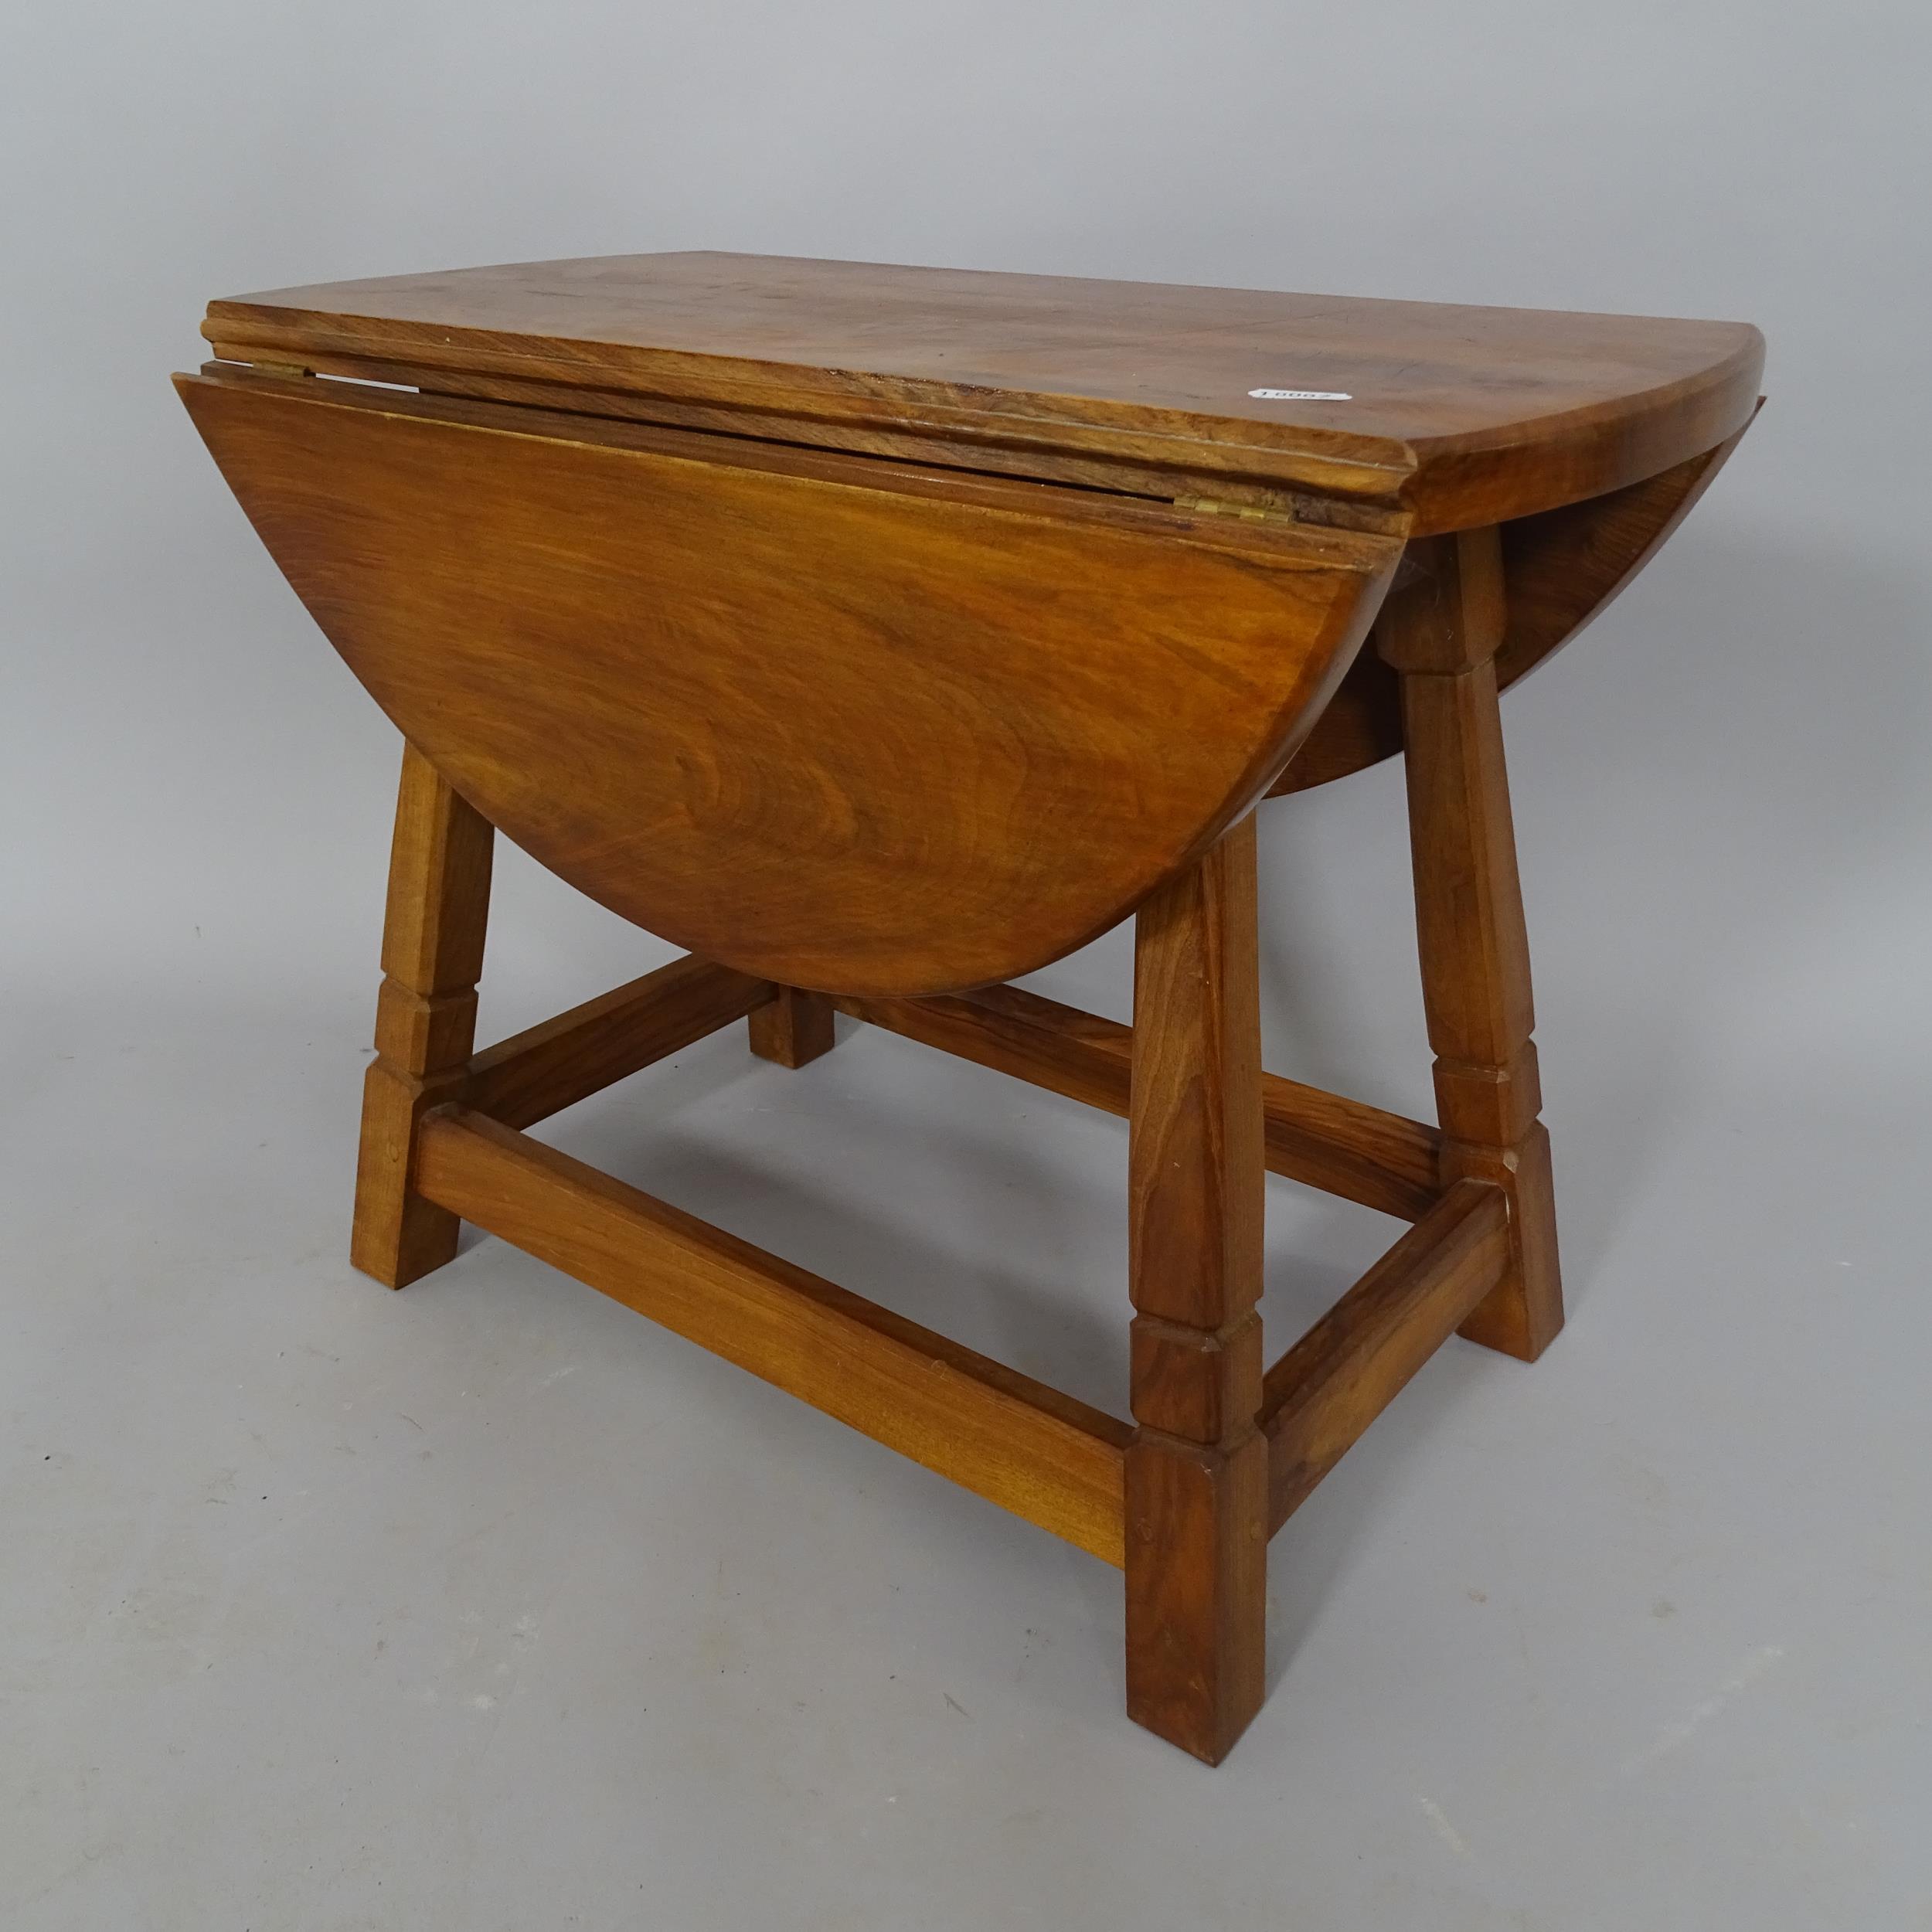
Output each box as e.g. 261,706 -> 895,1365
1171,493 -> 1298,524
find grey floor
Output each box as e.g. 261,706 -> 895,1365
6,683 -> 1928,1926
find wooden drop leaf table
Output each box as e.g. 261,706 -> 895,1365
177,253 -> 1761,1764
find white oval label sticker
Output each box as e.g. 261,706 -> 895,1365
1249,387 -> 1352,401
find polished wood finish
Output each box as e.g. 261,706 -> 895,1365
1493,410 -> 1758,689
416,1106 -> 1131,1566
1379,531 -> 1564,1360
178,367 -> 1394,998
1270,414 -> 1756,794
464,954 -> 773,1130
833,981 -> 1442,1221
202,251 -> 1762,530
1124,819 -> 1268,1764
1262,1180 -> 1509,1531
748,987 -> 838,1070
180,251 -> 1758,1763
1267,648 -> 1407,798
350,744 -> 493,1287
200,342 -> 1407,537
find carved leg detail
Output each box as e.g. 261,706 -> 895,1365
1124,815 -> 1268,1763
351,743 -> 494,1288
1380,529 -> 1564,1361
748,986 -> 837,1069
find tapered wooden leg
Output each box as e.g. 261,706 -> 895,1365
1124,815 -> 1268,1764
748,986 -> 836,1068
1379,529 -> 1564,1362
351,743 -> 494,1287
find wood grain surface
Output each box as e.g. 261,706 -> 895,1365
462,954 -> 773,1130
350,744 -> 493,1288
833,980 -> 1442,1221
1379,531 -> 1565,1361
747,987 -> 838,1070
176,250 -> 1767,1764
415,1107 -> 1131,1565
1124,821 -> 1270,1764
202,250 -> 1764,529
178,369 -> 1396,997
1270,413 -> 1757,794
1262,1180 -> 1509,1530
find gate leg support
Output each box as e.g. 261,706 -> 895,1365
1380,529 -> 1565,1361
351,743 -> 494,1287
1124,815 -> 1269,1764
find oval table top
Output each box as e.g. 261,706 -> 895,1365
202,251 -> 1764,533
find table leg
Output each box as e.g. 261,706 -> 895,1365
1124,815 -> 1269,1764
351,743 -> 494,1287
748,987 -> 837,1068
1379,529 -> 1564,1361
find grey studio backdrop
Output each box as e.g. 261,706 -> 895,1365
4,5 -> 1928,1927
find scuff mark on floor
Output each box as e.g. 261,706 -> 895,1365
1418,1795 -> 1471,1859
1624,1644 -> 1784,1775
